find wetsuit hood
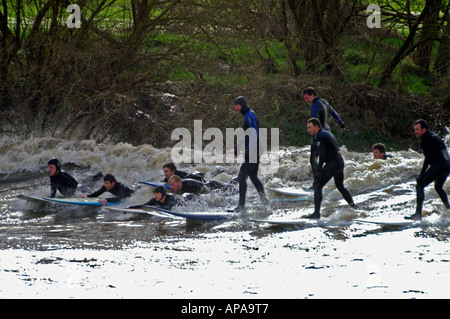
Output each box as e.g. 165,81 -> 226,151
48,158 -> 61,171
234,96 -> 250,115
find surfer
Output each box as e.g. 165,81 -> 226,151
129,186 -> 184,210
406,120 -> 450,220
306,118 -> 356,219
303,88 -> 345,190
372,143 -> 392,160
47,158 -> 78,198
167,175 -> 232,195
162,163 -> 205,183
230,96 -> 268,212
303,87 -> 345,130
82,174 -> 134,205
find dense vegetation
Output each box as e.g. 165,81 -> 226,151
1,0 -> 449,151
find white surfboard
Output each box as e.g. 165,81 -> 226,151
143,205 -> 234,221
102,206 -> 173,218
251,217 -> 351,227
354,219 -> 416,227
267,187 -> 311,196
18,194 -> 49,203
18,195 -> 123,206
268,184 -> 349,198
251,218 -> 315,225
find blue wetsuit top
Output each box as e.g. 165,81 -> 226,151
310,97 -> 344,130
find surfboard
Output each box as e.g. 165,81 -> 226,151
268,184 -> 351,202
143,205 -> 234,221
139,181 -> 171,189
267,187 -> 311,196
18,195 -> 122,206
251,218 -> 316,226
270,195 -> 314,202
250,217 -> 351,227
18,194 -> 48,203
354,219 -> 416,227
102,206 -> 173,218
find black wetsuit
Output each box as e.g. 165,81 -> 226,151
129,193 -> 184,210
87,182 -> 134,203
309,97 -> 345,169
414,131 -> 450,218
310,129 -> 354,218
179,179 -> 229,195
234,97 -> 267,209
49,171 -> 78,198
162,170 -> 205,182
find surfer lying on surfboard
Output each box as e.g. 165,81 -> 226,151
47,158 -> 78,198
128,185 -> 185,210
162,162 -> 205,183
167,175 -> 234,196
81,174 -> 134,206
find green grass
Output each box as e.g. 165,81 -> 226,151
341,33 -> 436,97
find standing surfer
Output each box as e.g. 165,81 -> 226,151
406,120 -> 450,220
303,87 -> 345,130
230,96 -> 268,212
306,118 -> 356,219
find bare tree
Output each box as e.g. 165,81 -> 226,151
378,0 -> 450,86
434,3 -> 450,74
413,0 -> 443,70
284,0 -> 358,73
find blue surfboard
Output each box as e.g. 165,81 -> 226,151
139,181 -> 171,189
143,205 -> 234,221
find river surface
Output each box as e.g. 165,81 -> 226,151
0,135 -> 449,299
